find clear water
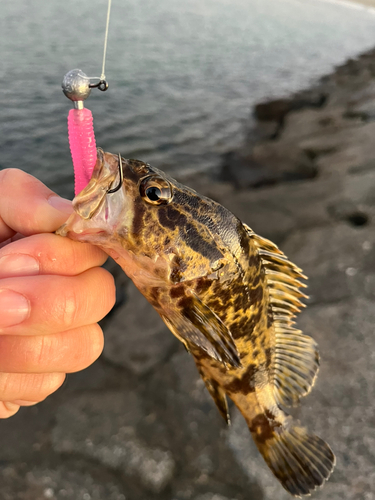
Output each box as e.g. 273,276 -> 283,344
1,0 -> 375,197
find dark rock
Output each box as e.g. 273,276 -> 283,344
52,392 -> 175,493
102,281 -> 177,375
0,401 -> 52,462
163,349 -> 262,499
348,98 -> 375,121
62,357 -> 124,394
296,298 -> 375,500
223,177 -> 339,245
102,257 -> 129,314
253,140 -> 318,180
223,188 -> 296,245
0,463 -> 126,500
281,107 -> 356,143
254,98 -> 292,123
342,168 -> 375,222
327,199 -> 369,227
221,143 -> 317,190
254,94 -> 327,124
281,224 -> 375,304
194,494 -> 238,500
178,172 -> 234,204
245,120 -> 280,142
223,51 -> 375,190
302,122 -> 375,177
347,80 -> 375,112
220,151 -> 277,189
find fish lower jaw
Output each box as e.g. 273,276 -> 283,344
57,224 -> 109,245
56,212 -> 111,244
72,228 -> 107,237
66,228 -> 110,246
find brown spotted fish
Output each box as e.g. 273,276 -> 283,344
57,149 -> 335,497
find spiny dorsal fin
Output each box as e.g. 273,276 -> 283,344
243,225 -> 319,407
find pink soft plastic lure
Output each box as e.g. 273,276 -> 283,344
67,107 -> 97,195
62,69 -> 107,195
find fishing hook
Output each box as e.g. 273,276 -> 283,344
89,79 -> 109,91
107,154 -> 124,194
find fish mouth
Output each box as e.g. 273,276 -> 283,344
56,212 -> 111,241
72,149 -> 120,220
56,149 -> 127,242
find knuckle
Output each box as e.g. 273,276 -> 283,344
0,373 -> 14,397
36,335 -> 51,367
59,287 -> 79,330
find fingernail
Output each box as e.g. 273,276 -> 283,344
48,196 -> 73,214
0,289 -> 30,329
0,254 -> 39,279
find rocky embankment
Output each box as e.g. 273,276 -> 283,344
2,50 -> 375,500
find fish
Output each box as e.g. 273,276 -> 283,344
57,149 -> 335,497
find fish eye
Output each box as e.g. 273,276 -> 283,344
145,186 -> 161,201
140,175 -> 173,205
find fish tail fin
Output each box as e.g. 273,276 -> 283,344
249,412 -> 335,497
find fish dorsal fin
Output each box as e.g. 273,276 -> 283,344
162,291 -> 241,369
243,224 -> 319,407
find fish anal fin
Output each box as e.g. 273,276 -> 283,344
250,414 -> 335,497
273,329 -> 320,406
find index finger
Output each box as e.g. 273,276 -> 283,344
0,169 -> 73,238
0,233 -> 107,278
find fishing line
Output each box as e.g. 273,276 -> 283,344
100,0 -> 112,81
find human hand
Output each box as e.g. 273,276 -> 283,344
0,169 -> 115,418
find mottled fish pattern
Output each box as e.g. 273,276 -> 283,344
57,150 -> 335,497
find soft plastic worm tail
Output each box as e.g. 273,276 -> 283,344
68,108 -> 97,195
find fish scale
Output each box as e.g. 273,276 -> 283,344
57,149 -> 335,497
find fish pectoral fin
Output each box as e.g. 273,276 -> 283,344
185,292 -> 241,369
198,367 -> 230,425
161,294 -> 241,369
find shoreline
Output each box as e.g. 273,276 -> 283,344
344,0 -> 375,6
319,0 -> 375,9
218,46 -> 375,192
